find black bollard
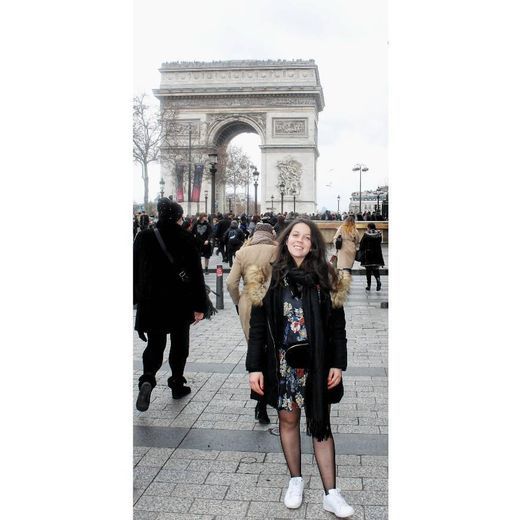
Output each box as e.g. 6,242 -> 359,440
216,264 -> 224,310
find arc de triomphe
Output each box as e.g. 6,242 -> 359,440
154,59 -> 324,214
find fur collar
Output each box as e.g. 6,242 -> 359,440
245,265 -> 351,308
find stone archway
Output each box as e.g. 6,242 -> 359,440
154,59 -> 324,214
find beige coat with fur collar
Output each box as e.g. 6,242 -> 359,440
226,243 -> 278,340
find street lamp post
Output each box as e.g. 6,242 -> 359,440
270,195 -> 274,211
291,188 -> 297,213
159,177 -> 165,198
245,164 -> 250,216
376,190 -> 382,214
204,190 -> 208,214
208,153 -> 218,216
337,194 -> 340,213
228,197 -> 232,213
279,181 -> 285,214
252,166 -> 259,215
352,164 -> 369,215
187,123 -> 192,216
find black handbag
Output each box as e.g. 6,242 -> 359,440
335,235 -> 343,250
355,249 -> 365,263
285,341 -> 311,369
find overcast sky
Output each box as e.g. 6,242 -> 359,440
134,0 -> 388,212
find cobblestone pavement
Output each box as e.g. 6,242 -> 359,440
134,267 -> 388,520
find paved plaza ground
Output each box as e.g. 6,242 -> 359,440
133,253 -> 388,520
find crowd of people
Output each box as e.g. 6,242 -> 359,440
133,208 -> 386,239
133,201 -> 386,518
307,209 -> 387,222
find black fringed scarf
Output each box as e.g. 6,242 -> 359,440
283,267 -> 332,441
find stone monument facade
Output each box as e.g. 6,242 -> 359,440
153,59 -> 324,214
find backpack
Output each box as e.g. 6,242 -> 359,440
228,229 -> 242,246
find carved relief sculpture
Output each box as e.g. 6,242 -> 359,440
273,118 -> 308,137
276,158 -> 303,195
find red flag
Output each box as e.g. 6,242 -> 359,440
191,163 -> 204,202
175,163 -> 185,202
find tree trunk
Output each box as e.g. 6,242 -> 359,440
142,162 -> 149,205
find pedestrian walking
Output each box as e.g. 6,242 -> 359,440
246,218 -> 354,517
192,212 -> 213,275
239,214 -> 249,238
139,211 -> 150,231
226,223 -> 278,425
359,222 -> 385,291
134,198 -> 208,411
332,215 -> 360,273
133,214 -> 140,238
274,214 -> 287,237
215,213 -> 231,262
224,220 -> 245,267
248,214 -> 260,236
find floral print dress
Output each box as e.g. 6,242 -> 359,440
278,281 -> 309,411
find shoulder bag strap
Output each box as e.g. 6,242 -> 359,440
153,228 -> 174,265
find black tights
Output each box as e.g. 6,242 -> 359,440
278,405 -> 336,493
365,266 -> 381,288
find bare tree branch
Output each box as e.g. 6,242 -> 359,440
133,94 -> 174,204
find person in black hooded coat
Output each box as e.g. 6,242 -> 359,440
359,222 -> 385,291
134,198 -> 208,411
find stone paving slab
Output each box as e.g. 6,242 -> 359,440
133,449 -> 387,518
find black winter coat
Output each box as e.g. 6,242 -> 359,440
192,219 -> 213,257
133,219 -> 208,332
214,218 -> 230,240
359,230 -> 385,267
245,268 -> 350,410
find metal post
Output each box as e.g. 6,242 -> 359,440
210,164 -> 216,215
359,170 -> 362,216
254,181 -> 258,214
216,264 -> 224,309
246,168 -> 250,215
353,164 -> 368,217
187,124 -> 192,216
293,193 -> 296,213
337,195 -> 340,212
204,191 -> 208,213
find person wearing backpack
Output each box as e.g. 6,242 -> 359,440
224,220 -> 245,267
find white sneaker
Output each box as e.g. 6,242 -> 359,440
323,489 -> 355,518
284,476 -> 304,509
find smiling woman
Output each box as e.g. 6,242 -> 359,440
286,222 -> 312,266
246,217 -> 354,516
